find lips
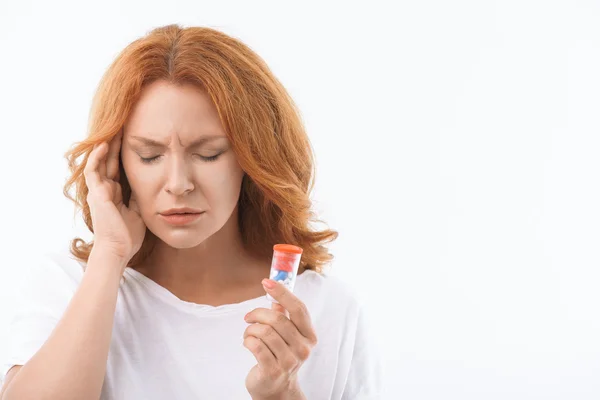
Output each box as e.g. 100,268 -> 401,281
160,208 -> 204,216
159,212 -> 204,226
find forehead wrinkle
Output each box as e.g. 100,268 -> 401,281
129,134 -> 225,149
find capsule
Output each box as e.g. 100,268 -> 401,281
266,244 -> 303,303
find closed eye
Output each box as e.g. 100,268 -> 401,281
140,153 -> 222,164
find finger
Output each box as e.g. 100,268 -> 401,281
243,336 -> 279,374
113,180 -> 122,204
98,141 -> 108,179
271,302 -> 289,318
106,131 -> 123,180
83,143 -> 107,189
262,279 -> 317,344
244,323 -> 298,373
245,308 -> 299,345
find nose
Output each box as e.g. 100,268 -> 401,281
164,156 -> 194,196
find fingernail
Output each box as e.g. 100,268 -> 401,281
262,279 -> 275,289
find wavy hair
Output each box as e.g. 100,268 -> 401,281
62,24 -> 338,274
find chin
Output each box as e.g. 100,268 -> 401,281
155,228 -> 214,249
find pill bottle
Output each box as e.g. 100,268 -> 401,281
266,244 -> 303,303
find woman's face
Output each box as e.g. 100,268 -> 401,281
120,79 -> 245,249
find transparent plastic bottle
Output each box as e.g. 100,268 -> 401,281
266,244 -> 303,303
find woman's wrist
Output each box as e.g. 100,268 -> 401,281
87,245 -> 130,278
252,379 -> 306,400
285,379 -> 306,400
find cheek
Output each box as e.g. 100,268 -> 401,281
121,153 -> 157,187
202,158 -> 244,203
120,156 -> 154,205
121,158 -> 144,187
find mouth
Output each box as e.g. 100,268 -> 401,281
159,208 -> 204,216
159,211 -> 205,225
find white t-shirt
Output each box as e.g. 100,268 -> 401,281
1,249 -> 383,399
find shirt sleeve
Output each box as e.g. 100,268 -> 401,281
341,300 -> 385,400
0,252 -> 80,384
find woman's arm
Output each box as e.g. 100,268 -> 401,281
1,247 -> 127,400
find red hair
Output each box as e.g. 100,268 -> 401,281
62,24 -> 338,274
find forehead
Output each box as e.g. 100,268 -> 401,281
128,134 -> 227,149
123,80 -> 226,143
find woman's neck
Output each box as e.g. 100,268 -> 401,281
133,236 -> 271,306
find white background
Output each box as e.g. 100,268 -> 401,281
1,1 -> 599,398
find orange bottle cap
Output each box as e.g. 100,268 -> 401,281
273,244 -> 303,254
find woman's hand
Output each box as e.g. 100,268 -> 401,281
243,278 -> 317,400
84,131 -> 146,265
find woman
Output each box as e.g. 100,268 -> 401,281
0,24 -> 382,399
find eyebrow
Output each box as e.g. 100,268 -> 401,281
129,135 -> 226,148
